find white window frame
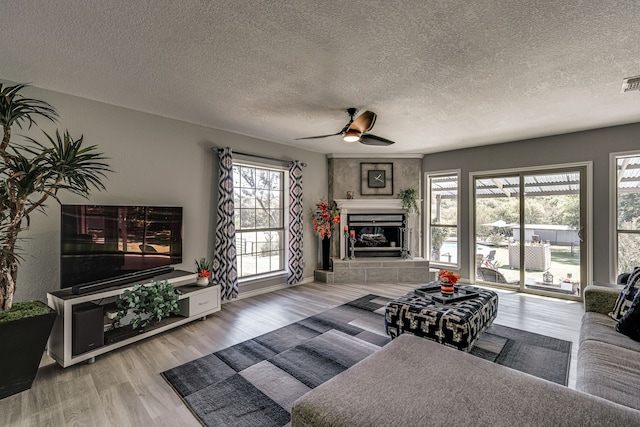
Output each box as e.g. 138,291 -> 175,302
425,169 -> 461,269
610,150 -> 640,282
233,158 -> 289,281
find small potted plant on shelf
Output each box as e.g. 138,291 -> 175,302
195,258 -> 213,286
113,280 -> 181,330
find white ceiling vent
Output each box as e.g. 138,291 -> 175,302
621,76 -> 640,93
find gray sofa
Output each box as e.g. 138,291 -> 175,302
291,285 -> 640,426
578,284 -> 640,409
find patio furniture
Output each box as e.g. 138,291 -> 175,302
508,243 -> 551,271
478,266 -> 518,284
475,253 -> 485,278
481,249 -> 499,268
384,284 -> 498,351
524,277 -> 579,295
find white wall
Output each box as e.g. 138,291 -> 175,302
13,86 -> 327,303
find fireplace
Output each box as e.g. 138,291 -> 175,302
348,213 -> 404,257
335,199 -> 420,259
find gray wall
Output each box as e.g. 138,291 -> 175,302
13,86 -> 327,303
423,122 -> 640,284
328,157 -> 422,200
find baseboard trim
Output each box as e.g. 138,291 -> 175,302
223,275 -> 314,303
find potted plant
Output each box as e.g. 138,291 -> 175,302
0,300 -> 56,399
437,269 -> 461,296
313,200 -> 341,270
113,280 -> 181,330
398,188 -> 419,214
195,258 -> 213,286
398,189 -> 419,259
0,83 -> 111,399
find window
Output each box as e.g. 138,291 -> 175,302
427,171 -> 459,266
614,153 -> 640,277
233,162 -> 286,278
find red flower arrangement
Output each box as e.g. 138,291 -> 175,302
195,258 -> 213,278
313,200 -> 341,239
438,269 -> 460,296
437,269 -> 460,284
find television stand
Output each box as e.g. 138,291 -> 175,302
47,270 -> 221,368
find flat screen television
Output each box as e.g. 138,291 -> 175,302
61,205 -> 183,292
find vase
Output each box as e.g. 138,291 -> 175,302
440,281 -> 455,296
321,237 -> 331,270
196,276 -> 209,286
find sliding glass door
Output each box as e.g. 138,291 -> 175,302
474,167 -> 587,299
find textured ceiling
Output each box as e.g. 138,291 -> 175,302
1,1 -> 640,155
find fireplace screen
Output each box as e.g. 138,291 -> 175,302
348,213 -> 405,257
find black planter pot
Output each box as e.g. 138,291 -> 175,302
0,302 -> 57,400
321,237 -> 331,270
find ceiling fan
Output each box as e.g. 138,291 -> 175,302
296,108 -> 396,146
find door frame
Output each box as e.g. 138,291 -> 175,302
469,161 -> 593,300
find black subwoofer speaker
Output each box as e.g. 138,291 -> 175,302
72,303 -> 104,356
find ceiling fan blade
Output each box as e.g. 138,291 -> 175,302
360,133 -> 395,146
348,111 -> 377,134
295,131 -> 342,140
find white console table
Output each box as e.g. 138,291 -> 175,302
47,270 -> 221,368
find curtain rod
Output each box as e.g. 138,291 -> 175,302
211,147 -> 307,167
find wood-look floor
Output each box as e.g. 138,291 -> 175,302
2,281 -> 584,427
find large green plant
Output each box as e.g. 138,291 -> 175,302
0,83 -> 111,310
113,281 -> 181,329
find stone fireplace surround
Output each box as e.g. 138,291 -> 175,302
313,199 -> 431,284
323,156 -> 427,283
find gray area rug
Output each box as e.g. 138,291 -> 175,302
162,294 -> 572,426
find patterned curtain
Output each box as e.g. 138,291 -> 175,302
213,147 -> 238,299
287,161 -> 304,285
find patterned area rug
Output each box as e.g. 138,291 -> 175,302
162,294 -> 572,427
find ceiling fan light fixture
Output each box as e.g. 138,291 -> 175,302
343,130 -> 361,142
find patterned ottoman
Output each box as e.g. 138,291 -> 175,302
385,285 -> 498,352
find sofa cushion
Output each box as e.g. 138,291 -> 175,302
618,271 -> 632,285
609,267 -> 640,320
617,290 -> 640,341
580,312 -> 640,352
584,285 -> 623,315
292,334 -> 640,426
577,339 -> 640,410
